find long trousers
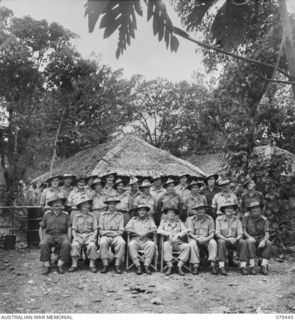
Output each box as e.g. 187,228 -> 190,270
189,238 -> 217,264
40,234 -> 71,264
163,241 -> 190,267
128,238 -> 156,266
99,235 -> 125,266
217,239 -> 248,262
71,233 -> 98,260
246,239 -> 272,260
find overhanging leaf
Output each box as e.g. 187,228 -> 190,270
211,0 -> 251,50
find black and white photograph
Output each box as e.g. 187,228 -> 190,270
0,0 -> 295,315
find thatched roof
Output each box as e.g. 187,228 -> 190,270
187,152 -> 227,175
32,136 -> 205,183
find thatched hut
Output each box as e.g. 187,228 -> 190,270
32,136 -> 205,183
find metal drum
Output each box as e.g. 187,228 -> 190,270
27,207 -> 43,246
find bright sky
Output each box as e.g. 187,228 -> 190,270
2,0 -> 206,82
2,0 -> 295,82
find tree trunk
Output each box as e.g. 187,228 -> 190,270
49,102 -> 67,176
278,0 -> 295,95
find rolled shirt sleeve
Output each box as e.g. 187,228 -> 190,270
39,212 -> 47,229
125,218 -> 134,233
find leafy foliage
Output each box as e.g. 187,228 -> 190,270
84,0 -> 179,58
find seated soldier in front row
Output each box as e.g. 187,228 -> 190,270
99,196 -> 126,274
157,207 -> 190,276
39,195 -> 71,275
216,200 -> 248,276
69,195 -> 99,273
243,201 -> 272,275
186,203 -> 218,275
125,203 -> 157,275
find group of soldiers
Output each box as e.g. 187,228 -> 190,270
38,171 -> 272,276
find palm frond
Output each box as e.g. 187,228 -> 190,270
175,0 -> 219,32
85,0 -> 180,57
84,0 -> 143,59
144,0 -> 179,52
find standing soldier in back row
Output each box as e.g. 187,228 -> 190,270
157,178 -> 182,225
133,180 -> 156,219
175,174 -> 191,203
212,178 -> 239,218
40,175 -> 65,210
201,173 -> 220,219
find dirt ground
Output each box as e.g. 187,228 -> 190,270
0,248 -> 295,314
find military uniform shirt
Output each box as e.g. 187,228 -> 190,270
150,186 -> 166,205
40,187 -> 65,208
216,215 -> 243,238
201,186 -> 221,206
184,194 -> 207,213
39,210 -> 71,236
212,192 -> 239,215
67,188 -> 92,208
133,193 -> 156,215
187,214 -> 215,237
102,186 -> 117,198
92,192 -> 107,211
175,184 -> 191,202
241,191 -> 265,212
116,191 -> 130,212
157,192 -> 182,213
99,211 -> 124,232
72,211 -> 98,233
242,214 -> 269,239
125,216 -> 157,237
157,219 -> 187,240
60,185 -> 74,199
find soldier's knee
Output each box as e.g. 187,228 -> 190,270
100,237 -> 108,246
117,237 -> 126,245
163,241 -> 170,249
128,240 -> 136,248
218,239 -> 226,245
209,239 -> 217,247
71,241 -> 80,248
88,242 -> 96,248
40,241 -> 49,249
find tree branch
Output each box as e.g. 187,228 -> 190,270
173,27 -> 292,80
